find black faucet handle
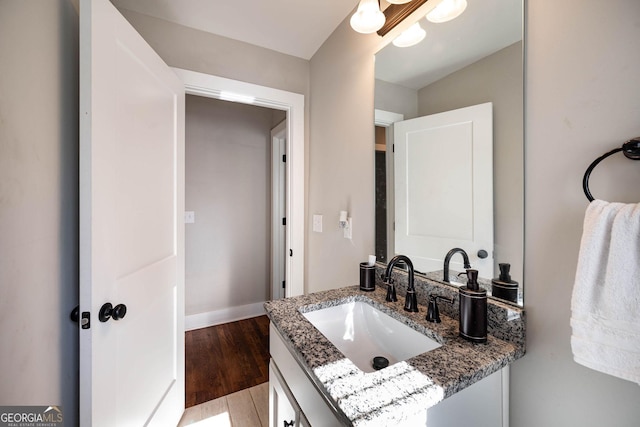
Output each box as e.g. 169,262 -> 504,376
426,295 -> 454,323
385,281 -> 398,302
381,274 -> 394,285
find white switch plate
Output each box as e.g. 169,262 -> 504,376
184,211 -> 195,224
312,214 -> 323,232
343,217 -> 352,239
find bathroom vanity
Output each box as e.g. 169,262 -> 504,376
264,272 -> 525,427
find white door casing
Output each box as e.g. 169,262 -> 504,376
271,121 -> 287,300
79,0 -> 185,425
394,103 -> 493,277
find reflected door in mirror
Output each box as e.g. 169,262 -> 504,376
394,103 -> 493,277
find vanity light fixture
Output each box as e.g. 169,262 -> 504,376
426,0 -> 467,23
350,0 -> 386,34
386,0 -> 413,4
392,22 -> 426,47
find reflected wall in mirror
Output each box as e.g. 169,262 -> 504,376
374,0 -> 524,305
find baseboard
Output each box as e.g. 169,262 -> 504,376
185,302 -> 267,331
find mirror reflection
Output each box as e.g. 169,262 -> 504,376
374,0 -> 524,305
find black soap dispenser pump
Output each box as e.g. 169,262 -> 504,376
458,269 -> 487,343
491,263 -> 519,303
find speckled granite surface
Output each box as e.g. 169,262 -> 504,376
264,278 -> 525,427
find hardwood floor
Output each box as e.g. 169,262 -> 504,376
185,315 -> 270,408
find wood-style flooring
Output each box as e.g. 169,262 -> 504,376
178,383 -> 268,427
185,315 -> 270,408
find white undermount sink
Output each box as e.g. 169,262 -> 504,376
302,301 -> 441,373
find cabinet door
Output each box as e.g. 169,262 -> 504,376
270,360 -> 298,427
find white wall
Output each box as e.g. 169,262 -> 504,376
0,1 -> 79,425
185,95 -> 281,316
309,0 -> 640,425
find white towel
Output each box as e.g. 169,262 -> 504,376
571,199 -> 640,384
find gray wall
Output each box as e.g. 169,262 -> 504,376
374,79 -> 418,120
512,1 -> 640,425
307,14 -> 381,292
185,95 -> 280,315
309,1 -> 640,425
417,42 -> 524,283
0,0 -> 79,425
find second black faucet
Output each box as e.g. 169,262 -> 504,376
384,255 -> 419,313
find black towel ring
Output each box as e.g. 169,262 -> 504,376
582,137 -> 640,201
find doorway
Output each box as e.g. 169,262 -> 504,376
184,94 -> 285,324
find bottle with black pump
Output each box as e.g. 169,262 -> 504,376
458,269 -> 487,343
491,263 -> 519,303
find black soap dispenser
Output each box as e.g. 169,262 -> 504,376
491,263 -> 519,303
458,269 -> 487,343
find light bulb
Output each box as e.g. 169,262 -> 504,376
392,22 -> 426,47
350,0 -> 386,34
426,0 -> 467,23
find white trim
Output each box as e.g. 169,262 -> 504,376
501,366 -> 510,427
271,121 -> 286,301
172,68 -> 305,299
185,302 -> 267,331
374,109 -> 404,127
374,109 -> 404,261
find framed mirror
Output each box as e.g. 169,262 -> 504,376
374,0 -> 524,306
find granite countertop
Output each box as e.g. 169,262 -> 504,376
264,285 -> 525,426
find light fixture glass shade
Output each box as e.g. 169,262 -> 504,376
350,0 -> 386,34
392,22 -> 426,47
386,0 -> 412,4
426,0 -> 467,23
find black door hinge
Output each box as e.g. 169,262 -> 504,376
392,144 -> 395,153
282,281 -> 286,289
282,154 -> 286,162
282,217 -> 286,226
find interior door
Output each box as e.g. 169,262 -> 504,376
394,103 -> 493,278
79,0 -> 185,425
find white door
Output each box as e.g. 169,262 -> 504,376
394,103 -> 493,278
79,0 -> 185,425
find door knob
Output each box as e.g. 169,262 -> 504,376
477,249 -> 489,259
99,302 -> 127,322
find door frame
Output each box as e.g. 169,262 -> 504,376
374,109 -> 404,261
172,68 -> 305,299
271,120 -> 287,300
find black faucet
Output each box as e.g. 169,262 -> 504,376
443,248 -> 471,282
384,255 -> 419,313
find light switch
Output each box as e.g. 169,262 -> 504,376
185,211 -> 195,224
313,214 -> 323,233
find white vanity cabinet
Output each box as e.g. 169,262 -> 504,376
269,323 -> 508,427
269,360 -> 305,427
